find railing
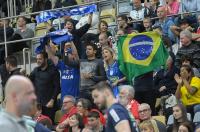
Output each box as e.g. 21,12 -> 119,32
0,0 -> 200,59
23,48 -> 31,74
0,0 -> 108,57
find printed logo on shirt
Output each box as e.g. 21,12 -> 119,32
109,109 -> 120,123
62,75 -> 74,79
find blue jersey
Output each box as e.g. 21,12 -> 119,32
106,61 -> 125,97
57,61 -> 80,101
106,103 -> 137,132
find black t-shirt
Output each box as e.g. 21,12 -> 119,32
106,103 -> 137,132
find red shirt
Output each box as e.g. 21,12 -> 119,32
127,99 -> 140,120
59,106 -> 77,132
35,114 -> 52,125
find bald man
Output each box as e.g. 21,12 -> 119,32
153,6 -> 175,43
0,75 -> 37,132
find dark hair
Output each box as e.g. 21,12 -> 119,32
181,64 -> 194,76
87,111 -> 100,118
178,18 -> 189,26
17,16 -> 27,24
181,55 -> 193,66
85,41 -> 97,51
117,14 -> 128,22
77,98 -> 92,111
91,81 -> 113,94
5,55 -> 17,67
64,19 -> 76,27
173,103 -> 189,131
37,51 -> 48,59
68,113 -> 84,132
179,122 -> 193,132
36,103 -> 42,111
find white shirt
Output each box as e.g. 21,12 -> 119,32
130,6 -> 148,20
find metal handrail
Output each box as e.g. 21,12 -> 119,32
1,1 -> 200,57
0,0 -> 108,57
0,36 -> 43,46
23,48 -> 31,74
0,0 -> 107,20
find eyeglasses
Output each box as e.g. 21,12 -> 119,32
63,101 -> 72,105
138,109 -> 150,113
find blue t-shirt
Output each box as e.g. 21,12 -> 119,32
106,103 -> 137,132
106,61 -> 125,97
57,61 -> 80,101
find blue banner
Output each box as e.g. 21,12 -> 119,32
35,29 -> 73,53
36,4 -> 97,24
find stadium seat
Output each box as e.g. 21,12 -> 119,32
99,0 -> 116,25
100,8 -> 116,24
193,112 -> 200,126
117,0 -> 132,15
35,22 -> 51,37
54,110 -> 63,125
76,0 -> 82,4
152,116 -> 166,125
167,113 -> 191,125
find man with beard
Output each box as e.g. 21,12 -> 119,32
0,75 -> 37,132
92,81 -> 137,132
30,51 -> 60,123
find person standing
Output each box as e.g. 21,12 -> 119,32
92,81 -> 137,132
46,41 -> 80,101
0,75 -> 37,132
30,51 -> 60,123
80,42 -> 106,102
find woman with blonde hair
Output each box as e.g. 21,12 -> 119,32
102,46 -> 126,98
139,119 -> 159,132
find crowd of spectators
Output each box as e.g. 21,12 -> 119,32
0,0 -> 200,132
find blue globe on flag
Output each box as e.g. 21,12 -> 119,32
129,35 -> 153,60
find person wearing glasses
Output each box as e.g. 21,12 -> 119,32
138,103 -> 167,132
116,15 -> 134,34
56,95 -> 77,132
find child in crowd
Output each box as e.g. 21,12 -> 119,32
143,17 -> 153,32
139,119 -> 159,132
34,103 -> 53,129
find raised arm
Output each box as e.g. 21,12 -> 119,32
45,41 -> 59,66
63,42 -> 80,68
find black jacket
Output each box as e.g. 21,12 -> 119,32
0,65 -> 21,88
71,23 -> 91,59
29,61 -> 60,106
0,27 -> 14,43
134,71 -> 154,92
154,66 -> 179,96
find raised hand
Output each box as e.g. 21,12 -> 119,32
174,74 -> 182,85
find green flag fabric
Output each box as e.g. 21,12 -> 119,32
118,31 -> 169,82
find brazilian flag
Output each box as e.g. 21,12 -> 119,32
118,31 -> 169,82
